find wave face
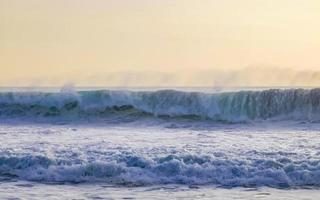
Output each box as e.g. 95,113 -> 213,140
1,88 -> 320,122
0,153 -> 319,187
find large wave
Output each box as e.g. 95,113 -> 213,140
0,153 -> 319,188
1,88 -> 320,122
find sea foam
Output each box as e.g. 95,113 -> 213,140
0,153 -> 319,187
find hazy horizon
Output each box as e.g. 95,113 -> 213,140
2,67 -> 320,88
1,0 -> 320,87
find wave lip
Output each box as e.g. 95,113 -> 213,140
0,154 -> 319,188
1,88 -> 320,122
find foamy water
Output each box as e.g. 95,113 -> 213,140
0,87 -> 319,199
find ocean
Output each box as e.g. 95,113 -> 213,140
0,87 -> 320,199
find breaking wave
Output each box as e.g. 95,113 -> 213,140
1,88 -> 320,122
0,153 -> 319,188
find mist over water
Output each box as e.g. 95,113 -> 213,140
2,67 -> 320,88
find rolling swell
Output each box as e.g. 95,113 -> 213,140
1,88 -> 320,122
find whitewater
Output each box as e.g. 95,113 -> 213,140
1,88 -> 320,199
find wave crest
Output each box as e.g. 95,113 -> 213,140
1,89 -> 320,122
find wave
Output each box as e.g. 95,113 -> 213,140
0,153 -> 319,188
1,88 -> 320,122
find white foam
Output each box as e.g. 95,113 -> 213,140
1,123 -> 320,188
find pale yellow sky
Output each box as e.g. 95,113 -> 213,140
1,0 -> 320,86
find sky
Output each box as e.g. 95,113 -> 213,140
1,0 -> 320,87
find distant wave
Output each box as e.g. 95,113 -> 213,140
1,88 -> 320,122
0,153 -> 319,188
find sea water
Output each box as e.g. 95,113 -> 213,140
0,87 -> 320,199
